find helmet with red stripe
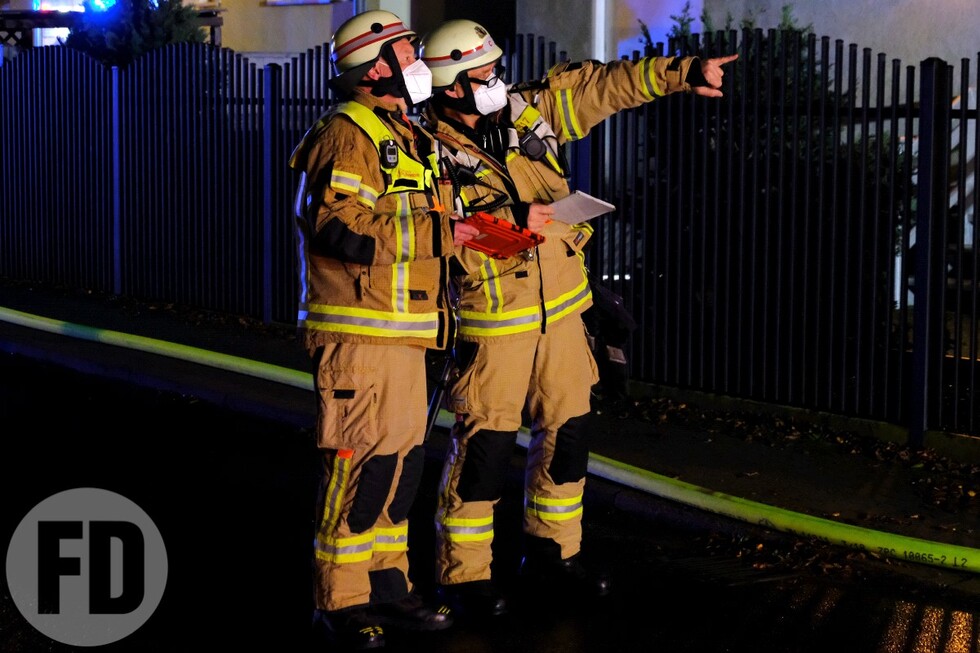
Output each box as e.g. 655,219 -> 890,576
419,19 -> 504,90
330,10 -> 416,74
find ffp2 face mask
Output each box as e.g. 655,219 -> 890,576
401,58 -> 433,105
473,78 -> 508,115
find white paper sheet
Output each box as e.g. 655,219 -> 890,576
549,190 -> 616,224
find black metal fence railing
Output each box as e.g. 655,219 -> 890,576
0,30 -> 976,441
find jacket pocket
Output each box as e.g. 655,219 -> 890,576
368,259 -> 440,295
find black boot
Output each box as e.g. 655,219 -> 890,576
312,607 -> 385,650
371,591 -> 454,631
519,536 -> 612,599
436,579 -> 509,618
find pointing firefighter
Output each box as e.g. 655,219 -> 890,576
418,19 -> 737,617
288,10 -> 477,651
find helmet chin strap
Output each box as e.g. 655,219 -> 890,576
361,44 -> 412,101
433,73 -> 480,115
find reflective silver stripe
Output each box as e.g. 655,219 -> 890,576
305,312 -> 438,331
557,89 -> 582,140
325,456 -> 350,530
641,57 -> 659,98
458,311 -> 540,331
394,263 -> 408,312
544,284 -> 592,319
359,185 -> 379,208
393,209 -> 411,311
525,498 -> 582,515
315,538 -> 374,557
436,517 -> 494,542
437,522 -> 494,536
331,169 -> 361,193
398,212 -> 411,260
481,259 -> 501,312
375,533 -> 408,545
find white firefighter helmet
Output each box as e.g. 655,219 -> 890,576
330,10 -> 416,75
420,19 -> 504,89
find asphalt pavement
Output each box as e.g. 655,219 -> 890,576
1,279 -> 979,652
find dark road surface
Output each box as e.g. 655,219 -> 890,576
2,353 -> 979,653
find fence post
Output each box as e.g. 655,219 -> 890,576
263,64 -> 283,325
111,65 -> 122,295
909,57 -> 951,449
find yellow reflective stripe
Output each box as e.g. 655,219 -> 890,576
478,258 -> 505,314
392,201 -> 409,311
330,169 -> 379,209
315,531 -> 375,563
331,169 -> 361,195
544,277 -> 592,322
398,195 -> 416,260
641,57 -> 661,99
318,454 -> 352,534
392,262 -> 408,313
457,279 -> 591,337
357,184 -> 380,209
374,525 -> 409,552
457,304 -> 541,337
544,150 -> 562,171
525,493 -> 584,521
555,88 -> 583,141
437,515 -> 494,542
303,304 -> 439,338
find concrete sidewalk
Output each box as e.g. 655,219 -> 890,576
0,279 -> 977,596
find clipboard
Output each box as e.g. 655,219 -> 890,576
461,212 -> 545,259
549,190 -> 616,224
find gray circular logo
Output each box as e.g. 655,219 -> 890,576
5,487 -> 168,647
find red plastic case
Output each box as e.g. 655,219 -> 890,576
461,212 -> 545,259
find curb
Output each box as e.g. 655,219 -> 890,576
2,303 -> 978,579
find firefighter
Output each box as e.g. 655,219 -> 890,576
288,10 -> 478,650
418,19 -> 737,617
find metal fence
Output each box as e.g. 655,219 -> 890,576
585,30 -> 977,443
0,30 -> 976,440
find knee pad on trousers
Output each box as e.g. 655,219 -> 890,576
548,413 -> 593,484
457,429 -> 519,502
387,445 -> 425,524
348,452 -> 397,533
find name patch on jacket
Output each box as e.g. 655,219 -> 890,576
409,290 -> 429,301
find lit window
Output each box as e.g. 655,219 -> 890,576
35,0 -> 85,48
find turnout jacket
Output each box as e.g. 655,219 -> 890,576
423,55 -> 702,342
289,91 -> 456,352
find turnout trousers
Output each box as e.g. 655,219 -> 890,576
312,342 -> 429,612
436,316 -> 600,585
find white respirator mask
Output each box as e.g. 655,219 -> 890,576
401,58 -> 433,105
473,77 -> 508,115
